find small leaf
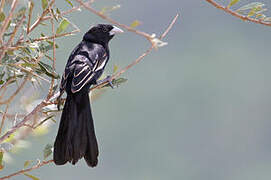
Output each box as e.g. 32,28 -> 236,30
0,12 -> 5,22
43,144 -> 52,159
41,0 -> 48,10
24,173 -> 40,180
227,0 -> 240,8
237,2 -> 265,12
24,160 -> 32,168
56,18 -> 70,34
65,0 -> 73,7
56,8 -> 61,15
130,20 -> 141,28
38,61 -> 60,79
113,65 -> 118,73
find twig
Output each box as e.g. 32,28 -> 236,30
27,1 -> 34,34
27,0 -> 55,34
75,0 -> 153,42
90,14 -> 179,90
0,75 -> 29,105
205,0 -> 271,26
42,2 -> 89,21
0,0 -> 19,44
46,4 -> 57,100
0,100 -> 47,143
0,30 -> 80,50
0,160 -> 54,180
0,0 -> 5,12
0,104 -> 9,135
0,15 -> 26,64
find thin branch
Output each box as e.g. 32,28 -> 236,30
0,0 -> 5,13
27,1 -> 34,34
90,14 -> 179,91
0,0 -> 19,44
0,100 -> 47,143
0,15 -> 26,64
0,30 -> 80,50
47,8 -> 57,99
0,160 -> 54,180
42,2 -> 89,21
0,75 -> 29,105
0,104 -> 9,135
206,0 -> 271,26
27,0 -> 55,34
75,0 -> 153,42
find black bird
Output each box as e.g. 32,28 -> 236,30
53,24 -> 123,167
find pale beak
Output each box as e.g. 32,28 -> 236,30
109,26 -> 124,35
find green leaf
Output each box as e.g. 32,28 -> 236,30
130,20 -> 141,28
43,144 -> 52,159
41,0 -> 48,10
228,0 -> 240,8
0,12 -> 5,22
24,173 -> 40,180
237,2 -> 265,12
56,18 -> 70,34
38,61 -> 60,79
65,0 -> 73,7
113,65 -> 118,73
24,160 -> 32,168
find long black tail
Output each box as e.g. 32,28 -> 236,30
53,92 -> 99,167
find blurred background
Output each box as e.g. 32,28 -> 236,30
3,0 -> 271,179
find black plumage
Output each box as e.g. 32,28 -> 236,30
53,24 -> 123,167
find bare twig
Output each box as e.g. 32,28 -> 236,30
0,75 -> 29,105
28,0 -> 55,34
75,0 -> 153,42
27,1 -> 34,34
46,5 -> 57,100
0,159 -> 54,180
0,30 -> 80,50
206,0 -> 271,26
0,0 -> 5,12
0,15 -> 26,64
0,0 -> 19,44
0,104 -> 9,135
42,2 -> 90,21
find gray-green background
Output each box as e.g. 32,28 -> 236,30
4,0 -> 271,179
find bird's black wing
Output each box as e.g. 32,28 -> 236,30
59,43 -> 108,94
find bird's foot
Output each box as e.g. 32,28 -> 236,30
96,75 -> 114,89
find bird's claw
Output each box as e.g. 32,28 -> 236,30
96,75 -> 114,89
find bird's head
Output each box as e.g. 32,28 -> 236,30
83,24 -> 123,45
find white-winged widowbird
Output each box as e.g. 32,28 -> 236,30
53,24 -> 123,167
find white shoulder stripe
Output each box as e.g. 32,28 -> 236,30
72,70 -> 91,87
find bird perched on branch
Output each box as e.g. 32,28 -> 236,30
53,24 -> 123,167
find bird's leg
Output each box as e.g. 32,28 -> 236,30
96,75 -> 114,89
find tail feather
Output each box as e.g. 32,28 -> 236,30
53,92 -> 99,167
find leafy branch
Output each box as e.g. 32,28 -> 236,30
206,0 -> 271,26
